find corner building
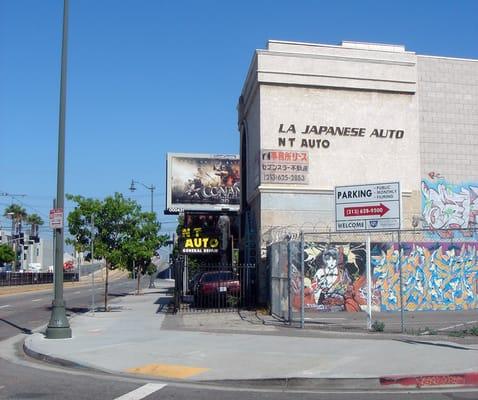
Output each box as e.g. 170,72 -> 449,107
237,40 -> 478,269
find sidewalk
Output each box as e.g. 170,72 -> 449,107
23,280 -> 478,389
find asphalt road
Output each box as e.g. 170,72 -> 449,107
1,278 -> 478,399
0,276 -> 137,341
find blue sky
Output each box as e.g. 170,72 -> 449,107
1,0 -> 477,239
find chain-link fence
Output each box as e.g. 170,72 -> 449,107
268,228 -> 478,334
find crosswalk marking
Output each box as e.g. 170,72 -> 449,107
113,383 -> 167,400
0,305 -> 10,309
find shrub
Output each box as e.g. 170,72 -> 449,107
371,320 -> 385,332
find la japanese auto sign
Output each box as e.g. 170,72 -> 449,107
335,182 -> 400,231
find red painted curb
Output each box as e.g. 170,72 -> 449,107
380,372 -> 478,388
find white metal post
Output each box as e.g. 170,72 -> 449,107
300,231 -> 305,329
366,235 -> 372,330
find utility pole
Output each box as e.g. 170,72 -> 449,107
45,0 -> 71,339
91,214 -> 95,314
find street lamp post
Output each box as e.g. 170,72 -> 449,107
129,179 -> 156,287
45,0 -> 71,339
129,179 -> 155,213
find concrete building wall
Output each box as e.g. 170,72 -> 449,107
418,56 -> 478,183
238,39 -> 478,307
239,40 -> 425,243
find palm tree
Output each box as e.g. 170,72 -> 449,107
3,204 -> 27,234
26,213 -> 44,238
3,204 -> 27,271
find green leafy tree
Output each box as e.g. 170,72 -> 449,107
121,210 -> 166,294
66,193 -> 167,309
0,244 -> 15,266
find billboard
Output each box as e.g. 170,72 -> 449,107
179,213 -> 221,255
178,212 -> 240,259
166,153 -> 240,214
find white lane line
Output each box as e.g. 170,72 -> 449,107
74,291 -> 81,294
305,317 -> 346,321
114,383 -> 167,400
0,305 -> 10,309
31,299 -> 42,302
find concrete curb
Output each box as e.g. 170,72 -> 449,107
22,340 -> 96,372
380,372 -> 478,388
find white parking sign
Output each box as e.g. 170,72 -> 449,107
335,182 -> 401,231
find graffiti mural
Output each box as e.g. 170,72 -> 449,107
372,243 -> 478,311
284,240 -> 478,313
290,242 -> 379,312
421,180 -> 478,237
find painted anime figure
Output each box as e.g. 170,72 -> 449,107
311,247 -> 363,311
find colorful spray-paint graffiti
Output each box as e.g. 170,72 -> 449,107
372,242 -> 478,311
287,240 -> 478,313
421,180 -> 478,237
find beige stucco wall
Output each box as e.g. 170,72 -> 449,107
260,84 -> 420,191
418,56 -> 478,183
239,41 -> 423,238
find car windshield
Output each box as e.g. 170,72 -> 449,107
202,272 -> 236,282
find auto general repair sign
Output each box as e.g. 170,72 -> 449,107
335,182 -> 400,231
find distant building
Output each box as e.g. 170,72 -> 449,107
0,229 -> 53,271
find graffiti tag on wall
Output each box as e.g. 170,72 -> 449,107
372,243 -> 478,311
421,180 -> 478,237
287,241 -> 478,313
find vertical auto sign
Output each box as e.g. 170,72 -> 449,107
335,182 -> 400,231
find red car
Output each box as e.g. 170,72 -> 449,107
63,260 -> 75,271
193,271 -> 240,304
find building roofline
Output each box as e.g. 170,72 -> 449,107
417,54 -> 478,63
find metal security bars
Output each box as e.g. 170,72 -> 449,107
173,261 -> 256,313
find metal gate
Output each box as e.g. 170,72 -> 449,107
172,260 -> 256,313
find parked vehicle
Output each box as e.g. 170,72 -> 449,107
63,260 -> 75,271
193,270 -> 240,306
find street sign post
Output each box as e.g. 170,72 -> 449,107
335,182 -> 400,231
49,208 -> 64,229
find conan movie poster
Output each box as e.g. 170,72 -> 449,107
166,153 -> 240,213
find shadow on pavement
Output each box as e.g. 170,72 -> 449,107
394,338 -> 476,351
155,296 -> 174,314
0,318 -> 33,334
108,292 -> 130,298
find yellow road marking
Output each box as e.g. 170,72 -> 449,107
126,364 -> 208,379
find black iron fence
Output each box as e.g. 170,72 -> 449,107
173,261 -> 256,313
0,272 -> 79,286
